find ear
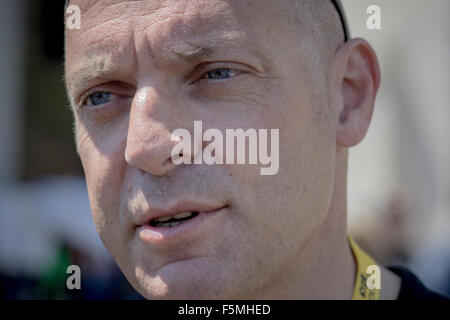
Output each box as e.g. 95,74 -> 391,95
328,38 -> 381,147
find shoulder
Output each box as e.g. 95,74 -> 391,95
388,265 -> 449,300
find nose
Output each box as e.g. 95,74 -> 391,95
125,86 -> 182,176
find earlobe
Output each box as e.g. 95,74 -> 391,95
330,38 -> 381,148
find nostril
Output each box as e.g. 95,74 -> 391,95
124,130 -> 181,175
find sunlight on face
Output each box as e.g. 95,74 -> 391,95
65,0 -> 337,299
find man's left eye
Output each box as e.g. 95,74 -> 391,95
203,68 -> 239,80
86,92 -> 112,106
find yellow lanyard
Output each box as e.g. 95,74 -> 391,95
349,236 -> 381,300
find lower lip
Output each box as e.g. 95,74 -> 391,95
138,207 -> 227,243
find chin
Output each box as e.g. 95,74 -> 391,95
132,263 -> 238,300
137,279 -> 232,300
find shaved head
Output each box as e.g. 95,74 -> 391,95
287,0 -> 350,120
293,0 -> 348,61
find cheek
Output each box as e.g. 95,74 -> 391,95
75,120 -> 128,234
228,87 -> 336,245
280,101 -> 336,219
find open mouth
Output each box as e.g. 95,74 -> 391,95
149,211 -> 199,228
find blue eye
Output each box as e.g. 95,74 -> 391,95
87,92 -> 112,106
204,68 -> 235,80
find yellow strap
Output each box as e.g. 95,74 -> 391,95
349,236 -> 381,300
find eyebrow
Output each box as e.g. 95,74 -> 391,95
66,53 -> 119,100
67,36 -> 269,100
66,45 -> 212,95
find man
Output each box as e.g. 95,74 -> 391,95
64,0 -> 447,299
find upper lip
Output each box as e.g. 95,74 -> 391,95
136,199 -> 227,226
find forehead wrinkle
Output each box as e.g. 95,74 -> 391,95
69,0 -> 147,14
142,30 -> 270,71
173,45 -> 213,62
130,1 -> 250,62
67,0 -> 279,94
151,39 -> 216,66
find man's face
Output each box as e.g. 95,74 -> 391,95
65,0 -> 337,299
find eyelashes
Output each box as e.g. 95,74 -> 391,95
202,68 -> 240,80
78,66 -> 244,108
86,92 -> 112,106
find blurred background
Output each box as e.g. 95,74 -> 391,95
0,0 -> 448,299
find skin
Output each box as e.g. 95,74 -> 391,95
65,0 -> 400,299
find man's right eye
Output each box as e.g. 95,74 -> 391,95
86,92 -> 112,106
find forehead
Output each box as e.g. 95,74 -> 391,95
65,0 -> 293,93
65,0 -> 287,54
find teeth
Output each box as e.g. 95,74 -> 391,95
151,211 -> 199,227
155,221 -> 183,228
154,215 -> 172,222
154,211 -> 193,222
173,211 -> 193,219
